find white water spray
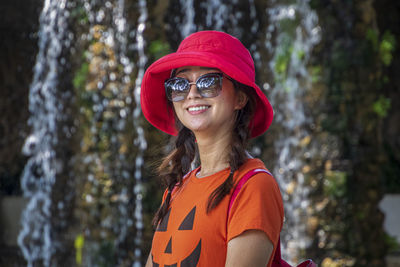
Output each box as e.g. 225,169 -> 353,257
180,0 -> 196,37
75,1 -> 148,265
132,0 -> 148,266
18,0 -> 71,266
265,0 -> 321,262
204,0 -> 229,30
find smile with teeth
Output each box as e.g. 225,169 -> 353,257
187,105 -> 210,112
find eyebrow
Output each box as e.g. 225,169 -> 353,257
175,67 -> 220,76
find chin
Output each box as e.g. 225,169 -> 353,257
183,123 -> 209,134
181,119 -> 208,131
186,126 -> 206,133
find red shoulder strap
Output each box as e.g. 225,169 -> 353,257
227,168 -> 287,266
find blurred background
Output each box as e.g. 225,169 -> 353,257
0,0 -> 399,266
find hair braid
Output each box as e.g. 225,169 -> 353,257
152,125 -> 196,227
206,85 -> 256,213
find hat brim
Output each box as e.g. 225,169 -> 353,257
141,51 -> 273,138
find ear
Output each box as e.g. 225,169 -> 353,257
234,90 -> 248,110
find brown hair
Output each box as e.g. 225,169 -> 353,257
152,82 -> 257,228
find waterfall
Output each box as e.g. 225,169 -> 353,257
19,0 -> 149,265
18,0 -> 72,266
113,0 -> 134,251
132,0 -> 148,266
180,0 -> 196,37
265,0 -> 321,262
78,0 -> 148,265
111,0 -> 148,265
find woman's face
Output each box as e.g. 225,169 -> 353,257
172,66 -> 247,137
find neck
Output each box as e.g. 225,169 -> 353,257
194,130 -> 232,178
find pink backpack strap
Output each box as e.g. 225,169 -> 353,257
228,168 -> 271,214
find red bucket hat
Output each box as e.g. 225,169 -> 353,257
140,30 -> 273,138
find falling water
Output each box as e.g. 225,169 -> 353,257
113,0 -> 134,251
112,1 -> 148,265
132,0 -> 148,266
204,0 -> 228,29
78,0 -> 148,265
265,0 -> 321,262
180,0 -> 196,37
18,0 -> 72,266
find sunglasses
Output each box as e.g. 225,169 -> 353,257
165,72 -> 233,102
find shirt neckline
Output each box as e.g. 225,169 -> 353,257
189,166 -> 231,184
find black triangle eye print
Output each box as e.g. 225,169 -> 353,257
164,237 -> 172,254
156,208 -> 171,232
178,206 -> 196,230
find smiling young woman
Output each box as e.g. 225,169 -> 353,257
172,66 -> 247,143
141,31 -> 283,267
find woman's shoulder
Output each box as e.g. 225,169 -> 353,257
234,158 -> 278,188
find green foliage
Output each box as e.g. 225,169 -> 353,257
373,95 -> 391,118
271,11 -> 306,92
70,4 -> 89,25
279,16 -> 300,34
310,65 -> 322,83
380,31 -> 396,66
149,40 -> 171,60
384,233 -> 400,253
366,28 -> 379,50
74,234 -> 85,265
274,34 -> 293,88
297,49 -> 305,60
366,28 -> 396,66
274,45 -> 292,75
73,62 -> 89,90
324,171 -> 347,198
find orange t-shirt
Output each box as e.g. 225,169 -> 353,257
151,158 -> 284,267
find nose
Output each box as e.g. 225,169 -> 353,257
186,82 -> 202,99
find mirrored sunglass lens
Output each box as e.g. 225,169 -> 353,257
197,75 -> 221,97
166,78 -> 189,101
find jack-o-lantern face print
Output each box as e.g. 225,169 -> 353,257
152,206 -> 201,267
